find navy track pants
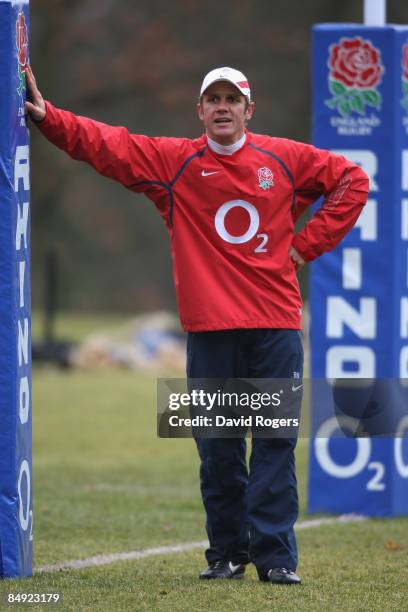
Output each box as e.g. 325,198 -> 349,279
187,328 -> 303,578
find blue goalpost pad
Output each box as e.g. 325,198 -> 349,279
309,23 -> 408,516
0,0 -> 32,577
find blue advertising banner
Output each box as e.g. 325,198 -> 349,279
309,24 -> 408,516
0,0 -> 32,577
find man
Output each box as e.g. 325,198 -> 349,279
25,65 -> 369,584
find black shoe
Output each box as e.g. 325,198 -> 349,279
263,567 -> 301,584
199,560 -> 246,579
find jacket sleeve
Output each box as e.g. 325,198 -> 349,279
35,101 -> 181,191
290,142 -> 369,262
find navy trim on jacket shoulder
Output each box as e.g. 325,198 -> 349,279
128,179 -> 170,191
169,146 -> 208,225
248,142 -> 295,210
128,146 -> 208,229
170,146 -> 208,187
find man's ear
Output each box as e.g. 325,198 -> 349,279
245,101 -> 255,121
197,102 -> 204,121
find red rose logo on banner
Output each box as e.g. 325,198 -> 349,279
16,12 -> 28,96
325,37 -> 384,117
402,43 -> 408,114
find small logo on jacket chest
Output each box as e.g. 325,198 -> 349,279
257,167 -> 274,190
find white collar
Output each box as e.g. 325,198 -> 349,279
207,133 -> 246,155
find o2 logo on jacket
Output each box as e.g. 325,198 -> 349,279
214,200 -> 268,253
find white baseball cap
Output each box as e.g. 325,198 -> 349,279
200,67 -> 251,101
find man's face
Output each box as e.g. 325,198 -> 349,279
197,81 -> 254,145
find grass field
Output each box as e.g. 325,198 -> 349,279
0,314 -> 407,610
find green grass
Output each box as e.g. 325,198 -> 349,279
32,371 -> 202,564
3,523 -> 408,612
0,364 -> 407,610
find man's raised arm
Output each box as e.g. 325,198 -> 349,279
24,65 -> 181,190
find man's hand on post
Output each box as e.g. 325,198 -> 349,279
24,65 -> 46,122
289,246 -> 306,270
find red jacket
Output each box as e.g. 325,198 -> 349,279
37,102 -> 369,331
